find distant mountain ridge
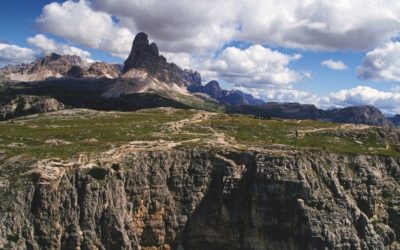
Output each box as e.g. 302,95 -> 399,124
188,80 -> 265,106
230,102 -> 393,127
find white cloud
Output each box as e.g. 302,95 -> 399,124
91,0 -> 238,53
27,34 -> 92,62
237,0 -> 400,51
162,52 -> 195,70
36,0 -> 400,57
0,43 -> 37,65
327,85 -> 400,114
36,0 -> 134,58
357,42 -> 400,82
321,59 -> 348,70
204,45 -> 305,87
92,0 -> 400,52
237,86 -> 320,105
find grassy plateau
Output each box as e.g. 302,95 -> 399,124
0,108 -> 399,163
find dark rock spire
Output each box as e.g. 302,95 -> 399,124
123,32 -> 161,74
123,32 -> 201,86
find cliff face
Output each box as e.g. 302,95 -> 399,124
1,146 -> 399,249
0,95 -> 65,120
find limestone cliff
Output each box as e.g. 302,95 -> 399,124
0,145 -> 399,249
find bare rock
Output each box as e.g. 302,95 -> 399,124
0,147 -> 399,249
0,95 -> 65,120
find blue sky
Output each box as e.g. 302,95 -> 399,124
2,0 -> 400,114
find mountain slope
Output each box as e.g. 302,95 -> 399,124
0,76 -> 223,118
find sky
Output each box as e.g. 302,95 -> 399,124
2,0 -> 400,115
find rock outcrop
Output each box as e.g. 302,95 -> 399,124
326,106 -> 394,127
123,32 -> 201,87
0,95 -> 65,120
0,146 -> 399,249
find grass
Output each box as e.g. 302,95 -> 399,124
1,108 -> 399,164
193,114 -> 400,157
0,108 -> 199,161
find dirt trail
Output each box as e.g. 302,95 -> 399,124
166,111 -> 237,146
297,123 -> 371,138
166,111 -> 217,132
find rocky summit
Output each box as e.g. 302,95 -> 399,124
123,32 -> 201,87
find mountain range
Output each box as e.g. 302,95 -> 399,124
0,32 -> 395,127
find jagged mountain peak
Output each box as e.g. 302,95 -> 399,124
123,32 -> 201,86
39,53 -> 87,69
132,32 -> 149,46
205,80 -> 222,90
130,32 -> 159,55
123,32 -> 160,74
48,52 -> 62,60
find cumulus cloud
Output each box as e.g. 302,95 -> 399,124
91,0 -> 400,52
27,34 -> 92,62
327,85 -> 400,114
36,0 -> 134,58
35,0 -> 400,56
162,52 -> 195,70
237,0 -> 400,51
357,42 -> 400,82
204,45 -> 305,87
321,59 -> 348,70
237,86 -> 320,105
0,43 -> 37,65
91,0 -> 237,53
